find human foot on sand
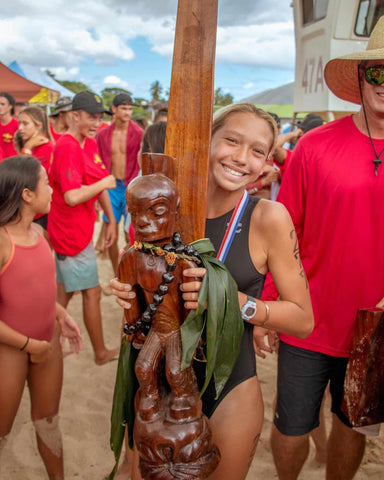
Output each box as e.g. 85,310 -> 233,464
95,347 -> 120,365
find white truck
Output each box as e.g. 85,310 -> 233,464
292,0 -> 384,120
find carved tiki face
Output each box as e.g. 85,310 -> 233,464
127,174 -> 180,243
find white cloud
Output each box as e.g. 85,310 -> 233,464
0,0 -> 295,98
103,75 -> 133,90
48,67 -> 80,81
216,22 -> 294,69
0,1 -> 293,69
244,82 -> 255,90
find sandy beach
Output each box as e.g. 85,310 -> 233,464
2,224 -> 384,480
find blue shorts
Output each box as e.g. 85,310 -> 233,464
274,341 -> 351,436
103,179 -> 127,224
55,242 -> 99,293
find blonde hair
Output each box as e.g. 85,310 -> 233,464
20,106 -> 52,142
212,103 -> 278,155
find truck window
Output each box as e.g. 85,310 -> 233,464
302,0 -> 329,25
355,0 -> 384,36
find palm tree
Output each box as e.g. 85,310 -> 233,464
150,81 -> 163,102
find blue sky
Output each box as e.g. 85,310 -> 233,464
0,1 -> 295,101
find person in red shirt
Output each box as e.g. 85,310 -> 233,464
48,91 -> 119,365
18,106 -> 53,173
0,92 -> 18,159
49,97 -> 72,143
270,18 -> 384,480
18,106 -> 54,229
96,93 -> 143,273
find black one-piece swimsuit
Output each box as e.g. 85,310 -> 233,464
193,195 -> 266,418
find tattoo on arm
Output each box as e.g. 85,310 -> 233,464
290,229 -> 308,289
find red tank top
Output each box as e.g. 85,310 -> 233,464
0,228 -> 56,341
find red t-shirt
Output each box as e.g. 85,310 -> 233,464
97,121 -> 109,133
50,124 -> 63,143
277,116 -> 384,357
279,148 -> 292,177
32,141 -> 53,173
48,134 -> 108,256
0,117 -> 18,158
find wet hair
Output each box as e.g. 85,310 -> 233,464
0,92 -> 16,116
212,103 -> 278,155
142,121 -> 167,154
0,156 -> 41,226
19,106 -> 53,142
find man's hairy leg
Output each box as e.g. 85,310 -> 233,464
270,424 -> 310,480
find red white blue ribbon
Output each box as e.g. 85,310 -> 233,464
216,190 -> 249,262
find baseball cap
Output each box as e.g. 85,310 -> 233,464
72,91 -> 109,114
113,93 -> 133,107
297,114 -> 324,133
51,96 -> 72,117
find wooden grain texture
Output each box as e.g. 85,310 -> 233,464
342,308 -> 384,427
165,0 -> 218,244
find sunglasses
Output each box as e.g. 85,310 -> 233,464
364,65 -> 384,86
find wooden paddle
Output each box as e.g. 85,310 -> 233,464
164,0 -> 218,244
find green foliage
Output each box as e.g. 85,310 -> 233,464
134,97 -> 149,108
132,106 -> 151,124
214,87 -> 234,106
108,337 -> 138,479
55,80 -> 91,94
181,238 -> 243,398
101,87 -> 133,109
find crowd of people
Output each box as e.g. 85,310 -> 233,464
1,15 -> 384,480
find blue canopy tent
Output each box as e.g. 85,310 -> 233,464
8,61 -> 74,103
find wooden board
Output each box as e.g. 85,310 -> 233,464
165,0 -> 218,244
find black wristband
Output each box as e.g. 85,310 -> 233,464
20,336 -> 30,351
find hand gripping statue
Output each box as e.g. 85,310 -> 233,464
113,173 -> 220,480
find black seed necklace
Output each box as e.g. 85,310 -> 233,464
123,233 -> 200,338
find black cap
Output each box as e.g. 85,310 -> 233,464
51,96 -> 72,117
72,91 -> 109,114
113,93 -> 133,107
297,114 -> 324,133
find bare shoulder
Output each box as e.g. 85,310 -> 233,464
32,223 -> 45,237
252,198 -> 293,234
32,223 -> 50,245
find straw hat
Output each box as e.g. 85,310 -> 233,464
324,16 -> 384,105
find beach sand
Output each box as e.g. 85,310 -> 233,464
2,224 -> 384,479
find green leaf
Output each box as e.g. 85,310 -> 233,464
108,336 -> 138,480
181,271 -> 208,369
181,237 -> 243,400
213,266 -> 243,397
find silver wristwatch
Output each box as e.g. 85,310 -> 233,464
241,295 -> 257,321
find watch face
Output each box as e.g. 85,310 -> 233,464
241,297 -> 257,320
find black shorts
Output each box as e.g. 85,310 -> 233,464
274,341 -> 352,436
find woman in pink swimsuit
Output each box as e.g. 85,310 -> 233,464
0,155 -> 82,479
